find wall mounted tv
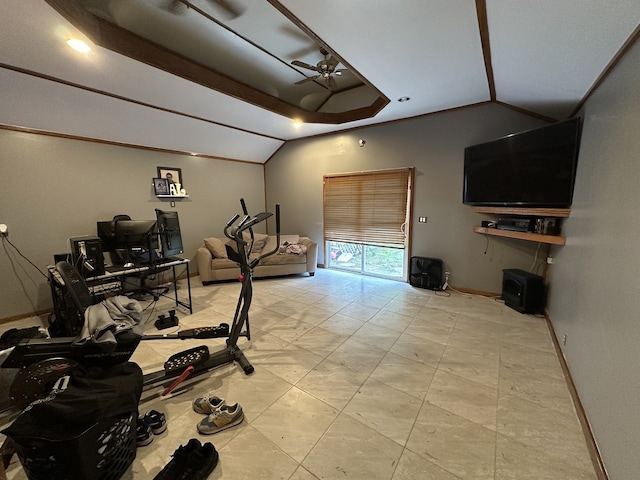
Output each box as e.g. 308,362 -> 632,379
463,117 -> 582,207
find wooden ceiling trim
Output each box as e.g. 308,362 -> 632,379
0,63 -> 284,141
494,100 -> 558,123
475,0 -> 496,101
0,123 -> 265,164
570,22 -> 640,118
45,0 -> 387,124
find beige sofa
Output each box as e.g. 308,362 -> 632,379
196,234 -> 318,284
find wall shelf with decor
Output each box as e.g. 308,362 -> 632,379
471,206 -> 570,245
156,194 -> 189,198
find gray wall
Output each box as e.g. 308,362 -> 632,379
547,39 -> 640,479
265,103 -> 545,292
0,130 -> 265,320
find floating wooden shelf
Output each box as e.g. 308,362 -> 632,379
473,226 -> 566,246
157,194 -> 189,198
471,206 -> 570,217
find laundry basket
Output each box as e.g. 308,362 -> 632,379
3,362 -> 142,480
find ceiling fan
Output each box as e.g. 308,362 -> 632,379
291,48 -> 346,90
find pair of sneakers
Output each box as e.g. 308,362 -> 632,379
153,438 -> 218,480
136,410 -> 167,447
192,393 -> 244,435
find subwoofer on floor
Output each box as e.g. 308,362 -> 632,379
502,269 -> 545,314
410,257 -> 443,290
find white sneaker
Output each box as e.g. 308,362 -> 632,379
192,393 -> 225,415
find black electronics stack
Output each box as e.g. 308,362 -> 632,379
69,236 -> 105,277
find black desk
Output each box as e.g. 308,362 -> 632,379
50,258 -> 192,316
88,258 -> 192,314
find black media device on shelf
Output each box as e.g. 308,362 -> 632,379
502,269 -> 545,314
496,217 -> 536,232
463,117 -> 582,207
410,257 -> 443,290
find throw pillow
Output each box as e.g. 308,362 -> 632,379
240,232 -> 268,253
204,237 -> 228,258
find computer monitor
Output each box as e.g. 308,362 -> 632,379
97,218 -> 158,265
155,209 -> 183,258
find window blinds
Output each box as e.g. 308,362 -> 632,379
323,168 -> 412,248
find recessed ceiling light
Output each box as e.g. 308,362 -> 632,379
66,38 -> 90,53
398,96 -> 410,102
292,119 -> 303,128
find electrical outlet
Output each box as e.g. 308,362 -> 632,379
0,223 -> 8,237
562,334 -> 567,346
418,216 -> 427,223
547,256 -> 553,264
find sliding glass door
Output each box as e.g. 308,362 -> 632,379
326,241 -> 406,279
323,168 -> 413,281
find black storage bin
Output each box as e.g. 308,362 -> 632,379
3,362 -> 142,480
502,269 -> 545,314
409,257 -> 443,290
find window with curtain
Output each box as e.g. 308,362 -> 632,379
323,168 -> 413,248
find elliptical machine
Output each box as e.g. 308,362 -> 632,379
2,200 -> 280,407
142,199 -> 280,384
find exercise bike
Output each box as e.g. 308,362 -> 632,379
2,199 -> 280,408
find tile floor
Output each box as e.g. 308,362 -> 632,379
2,268 -> 597,479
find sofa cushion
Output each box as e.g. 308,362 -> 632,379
204,237 -> 228,258
240,232 -> 268,253
263,234 -> 300,254
261,252 -> 307,266
210,257 -> 238,269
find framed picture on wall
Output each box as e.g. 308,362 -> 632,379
153,177 -> 169,195
157,167 -> 183,188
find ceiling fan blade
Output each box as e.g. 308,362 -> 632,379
294,75 -> 320,85
291,60 -> 319,72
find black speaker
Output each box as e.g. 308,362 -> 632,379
502,269 -> 545,314
410,257 -> 443,290
69,236 -> 105,277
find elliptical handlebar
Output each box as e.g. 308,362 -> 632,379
223,199 -> 281,268
251,203 -> 280,268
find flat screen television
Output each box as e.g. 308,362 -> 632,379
155,209 -> 183,258
462,117 -> 582,207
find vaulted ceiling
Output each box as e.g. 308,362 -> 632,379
1,1 -> 639,163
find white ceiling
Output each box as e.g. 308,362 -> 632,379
1,0 -> 639,163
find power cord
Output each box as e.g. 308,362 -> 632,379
1,236 -> 48,279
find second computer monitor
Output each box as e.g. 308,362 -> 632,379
155,209 -> 183,258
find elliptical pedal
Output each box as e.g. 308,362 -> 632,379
164,345 -> 210,375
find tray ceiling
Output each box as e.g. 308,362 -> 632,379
1,0 -> 639,163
